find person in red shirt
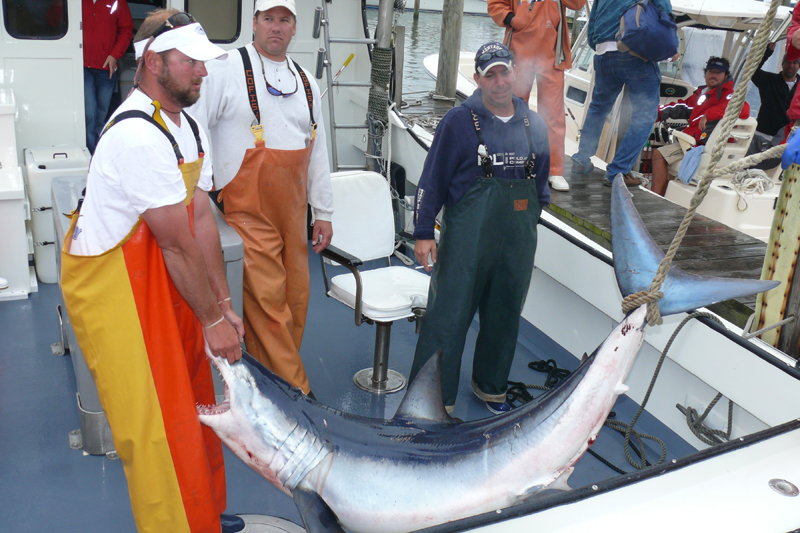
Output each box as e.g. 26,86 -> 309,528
784,7 -> 800,142
83,0 -> 133,153
650,57 -> 750,196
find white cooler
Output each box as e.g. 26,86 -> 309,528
25,146 -> 90,283
0,166 -> 29,300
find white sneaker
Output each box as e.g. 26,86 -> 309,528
0,277 -> 8,290
548,174 -> 569,192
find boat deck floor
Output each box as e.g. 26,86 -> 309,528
1,247 -> 696,531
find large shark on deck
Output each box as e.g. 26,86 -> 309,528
198,180 -> 779,533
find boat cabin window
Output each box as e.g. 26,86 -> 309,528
3,0 -> 68,40
186,0 -> 241,43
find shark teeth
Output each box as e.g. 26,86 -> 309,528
197,398 -> 230,416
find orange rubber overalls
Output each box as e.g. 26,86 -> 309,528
488,0 -> 587,177
61,107 -> 226,533
215,54 -> 316,394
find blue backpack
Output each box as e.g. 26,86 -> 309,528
616,0 -> 679,63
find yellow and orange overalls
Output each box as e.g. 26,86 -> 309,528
61,107 -> 226,533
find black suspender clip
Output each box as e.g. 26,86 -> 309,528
469,109 -> 537,180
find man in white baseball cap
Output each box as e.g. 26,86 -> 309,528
253,0 -> 297,17
190,0 -> 333,398
61,8 -> 245,533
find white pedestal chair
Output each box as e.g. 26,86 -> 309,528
666,117 -> 758,183
320,171 -> 430,393
664,117 -> 781,241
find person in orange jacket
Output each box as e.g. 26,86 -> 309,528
488,0 -> 586,193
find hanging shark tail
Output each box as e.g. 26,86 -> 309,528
609,178 -> 779,317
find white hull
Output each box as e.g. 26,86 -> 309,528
463,213 -> 800,532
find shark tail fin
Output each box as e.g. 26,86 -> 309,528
610,178 -> 779,317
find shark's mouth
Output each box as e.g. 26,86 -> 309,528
197,385 -> 231,416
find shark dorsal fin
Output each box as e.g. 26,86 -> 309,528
393,350 -> 453,423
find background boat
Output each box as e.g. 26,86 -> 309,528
419,0 -> 792,242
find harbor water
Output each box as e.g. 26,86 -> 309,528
366,10 -> 504,95
366,10 -> 768,116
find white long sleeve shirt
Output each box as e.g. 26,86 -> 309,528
190,44 -> 333,221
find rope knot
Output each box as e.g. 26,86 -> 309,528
621,290 -> 663,313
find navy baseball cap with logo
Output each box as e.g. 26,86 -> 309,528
704,57 -> 730,73
475,42 -> 513,76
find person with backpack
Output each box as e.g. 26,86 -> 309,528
569,0 -> 676,188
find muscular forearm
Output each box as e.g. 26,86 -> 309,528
161,242 -> 222,326
193,194 -> 231,303
142,203 -> 222,326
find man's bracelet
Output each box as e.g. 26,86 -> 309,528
203,316 -> 226,329
218,297 -> 231,305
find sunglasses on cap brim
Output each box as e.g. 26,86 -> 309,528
476,49 -> 511,65
151,12 -> 197,40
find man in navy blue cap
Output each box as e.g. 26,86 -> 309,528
408,42 -> 551,416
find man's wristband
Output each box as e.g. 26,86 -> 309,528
218,297 -> 231,305
203,316 -> 226,329
503,12 -> 515,27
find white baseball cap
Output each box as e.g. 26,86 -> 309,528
134,22 -> 228,61
254,0 -> 297,16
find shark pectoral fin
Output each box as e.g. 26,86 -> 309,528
292,486 -> 345,533
614,383 -> 630,395
549,467 -> 574,491
393,350 -> 454,423
610,178 -> 780,317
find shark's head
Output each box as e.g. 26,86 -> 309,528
198,349 -> 314,492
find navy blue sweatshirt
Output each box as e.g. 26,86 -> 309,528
412,91 -> 551,241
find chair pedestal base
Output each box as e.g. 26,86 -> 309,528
353,368 -> 405,394
353,321 -> 406,394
